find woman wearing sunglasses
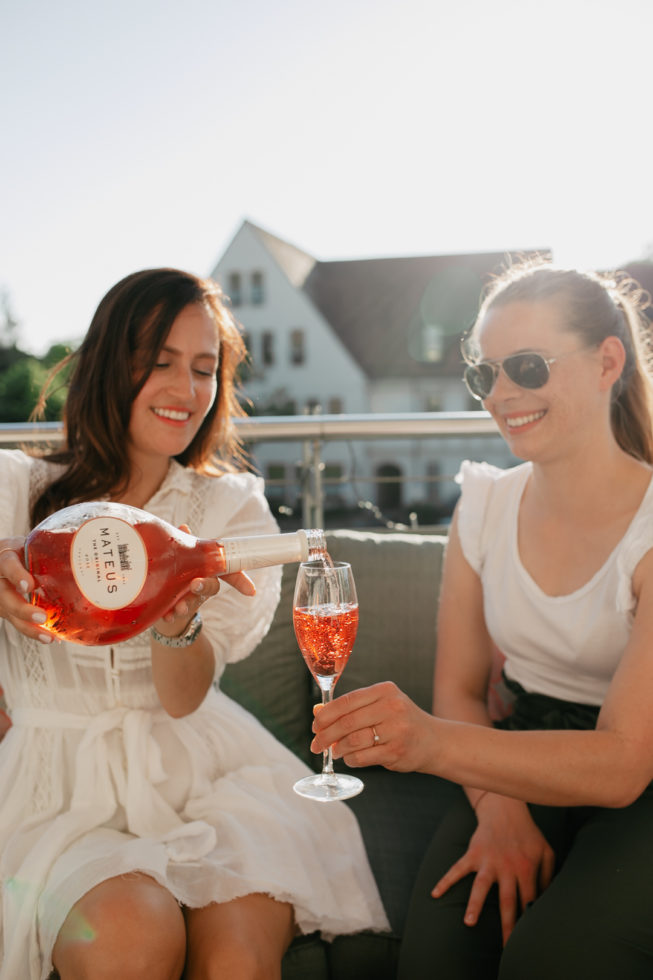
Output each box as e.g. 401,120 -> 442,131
311,260 -> 653,978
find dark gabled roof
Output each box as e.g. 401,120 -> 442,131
246,221 -> 550,379
303,250 -> 551,379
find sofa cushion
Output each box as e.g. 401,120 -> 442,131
281,932 -> 331,979
326,529 -> 447,711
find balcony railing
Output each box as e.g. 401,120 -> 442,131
0,412 -> 503,529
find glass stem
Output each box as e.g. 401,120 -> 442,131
321,686 -> 335,778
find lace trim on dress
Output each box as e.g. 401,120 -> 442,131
22,637 -> 59,814
185,469 -> 209,536
26,459 -> 69,814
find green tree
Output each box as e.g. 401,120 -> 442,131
0,358 -> 51,422
0,283 -> 75,420
0,290 -> 24,374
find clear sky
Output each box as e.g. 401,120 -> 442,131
2,0 -> 652,355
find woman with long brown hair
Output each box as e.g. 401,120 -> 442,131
0,268 -> 387,979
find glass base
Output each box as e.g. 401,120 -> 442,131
293,771 -> 364,802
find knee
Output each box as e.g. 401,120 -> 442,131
53,875 -> 186,980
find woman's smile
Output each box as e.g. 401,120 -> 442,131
151,406 -> 193,423
504,409 -> 547,431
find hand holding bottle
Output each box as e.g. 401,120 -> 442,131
149,524 -> 256,641
0,538 -> 54,644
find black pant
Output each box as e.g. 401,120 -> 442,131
398,777 -> 653,979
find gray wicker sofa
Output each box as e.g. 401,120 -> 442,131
0,527 -> 457,979
221,527 -> 459,980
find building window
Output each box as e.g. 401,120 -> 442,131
426,461 -> 442,505
376,463 -> 402,511
290,328 -> 305,365
265,463 -> 287,507
262,330 -> 275,366
228,272 -> 242,307
251,271 -> 264,305
324,463 -> 345,508
327,397 -> 343,414
266,463 -> 286,485
324,463 -> 343,481
423,394 -> 442,413
421,323 -> 444,363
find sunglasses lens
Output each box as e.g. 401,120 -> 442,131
464,362 -> 496,399
503,353 -> 550,389
463,352 -> 551,399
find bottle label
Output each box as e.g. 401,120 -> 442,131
70,517 -> 148,609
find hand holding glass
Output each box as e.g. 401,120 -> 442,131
292,560 -> 363,802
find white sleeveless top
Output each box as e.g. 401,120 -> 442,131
457,460 -> 653,705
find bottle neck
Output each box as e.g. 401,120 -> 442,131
304,528 -> 327,559
220,529 -> 326,573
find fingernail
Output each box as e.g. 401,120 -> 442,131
38,633 -> 53,645
191,582 -> 203,594
19,580 -> 29,594
31,611 -> 47,624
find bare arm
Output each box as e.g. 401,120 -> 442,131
150,569 -> 256,718
313,540 -> 653,807
429,506 -> 555,941
432,504 -> 499,802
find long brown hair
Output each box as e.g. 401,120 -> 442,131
31,268 -> 249,524
464,258 -> 653,464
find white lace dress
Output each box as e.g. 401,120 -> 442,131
0,451 -> 389,980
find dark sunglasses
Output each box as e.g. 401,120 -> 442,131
463,351 -> 561,401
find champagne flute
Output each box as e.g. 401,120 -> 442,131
292,560 -> 364,802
